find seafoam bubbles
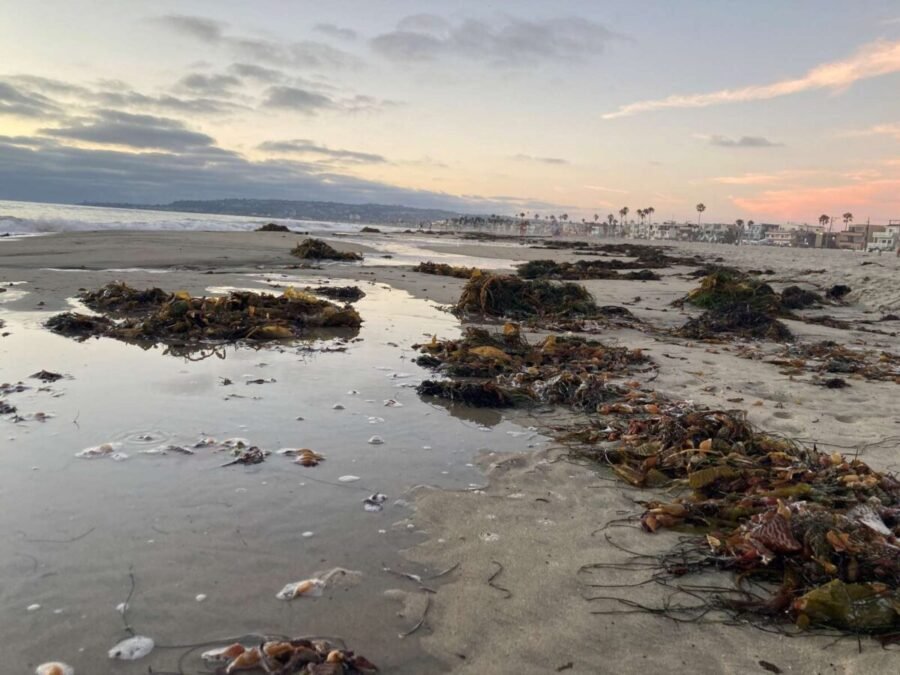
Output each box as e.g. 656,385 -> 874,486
108,635 -> 154,660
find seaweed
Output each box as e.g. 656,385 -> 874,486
416,380 -> 525,407
256,222 -> 291,232
309,285 -> 366,302
47,284 -> 361,348
413,261 -> 481,278
290,238 -> 362,261
678,306 -> 793,342
360,226 -> 381,233
455,273 -> 598,320
780,285 -> 822,310
517,259 -> 660,281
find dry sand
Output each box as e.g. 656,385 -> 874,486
2,230 -> 899,674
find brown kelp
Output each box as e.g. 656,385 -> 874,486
413,261 -> 482,278
291,238 -> 362,261
47,283 -> 361,347
455,273 -> 599,320
517,259 -> 660,281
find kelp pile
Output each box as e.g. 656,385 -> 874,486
291,238 -> 362,261
780,285 -> 822,310
534,241 -> 704,268
455,273 -> 599,320
47,283 -> 361,347
769,340 -> 900,384
256,222 -> 291,232
415,325 -> 651,409
309,285 -> 366,302
568,396 -> 900,636
413,261 -> 481,279
517,259 -> 660,281
676,267 -> 793,341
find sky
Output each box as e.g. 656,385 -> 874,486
1,0 -> 899,224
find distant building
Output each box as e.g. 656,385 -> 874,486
765,229 -> 793,247
868,223 -> 900,251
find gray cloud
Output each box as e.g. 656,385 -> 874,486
0,80 -> 61,117
512,153 -> 569,165
228,63 -> 285,83
40,110 -> 216,151
707,134 -> 783,148
371,15 -> 622,66
94,89 -> 241,115
153,14 -> 360,69
176,73 -> 242,96
0,134 -> 547,212
153,14 -> 225,42
314,23 -> 358,41
263,86 -> 335,112
258,139 -> 386,164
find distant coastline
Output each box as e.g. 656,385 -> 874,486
81,198 -> 462,225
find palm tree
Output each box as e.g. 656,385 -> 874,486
842,212 -> 853,228
618,207 -> 629,237
646,206 -> 655,224
735,218 -> 744,245
696,203 -> 706,226
819,214 -> 830,229
636,209 -> 645,225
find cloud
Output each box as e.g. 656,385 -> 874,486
228,63 -> 285,83
94,89 -> 242,115
604,39 -> 900,119
845,122 -> 900,140
153,13 -> 360,69
40,110 -> 216,151
512,153 -> 569,165
713,173 -> 779,185
258,139 -> 386,164
314,23 -> 357,41
0,134 -> 559,213
0,80 -> 61,117
732,179 -> 900,221
704,134 -> 783,148
153,14 -> 225,42
176,73 -> 242,96
262,86 -> 335,112
584,184 -> 629,194
371,15 -> 622,66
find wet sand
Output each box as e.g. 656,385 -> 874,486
2,230 -> 899,674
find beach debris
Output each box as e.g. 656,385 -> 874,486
27,603 -> 41,611
0,400 -> 17,415
415,327 -> 650,409
363,493 -> 388,512
333,403 -> 345,410
780,285 -> 822,310
767,340 -> 900,384
245,378 -> 276,385
277,567 -> 363,600
569,395 -> 900,636
220,446 -> 267,467
35,663 -> 74,675
678,305 -> 793,341
202,637 -> 377,674
310,285 -> 366,302
826,284 -> 852,300
291,238 -> 362,261
517,259 -> 660,281
75,442 -> 125,459
294,449 -> 325,467
360,226 -> 381,233
455,273 -> 598,320
338,475 -> 360,482
46,284 -> 361,349
30,370 -> 64,382
108,635 -> 154,660
413,261 -> 481,278
383,399 -> 403,407
257,222 -> 291,232
368,435 -> 384,445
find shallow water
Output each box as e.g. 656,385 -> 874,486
0,279 -> 544,673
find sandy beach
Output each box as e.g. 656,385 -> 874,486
2,229 -> 899,674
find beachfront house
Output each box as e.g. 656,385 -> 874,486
765,228 -> 793,247
867,223 -> 900,252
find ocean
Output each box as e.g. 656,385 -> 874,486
0,199 -> 361,236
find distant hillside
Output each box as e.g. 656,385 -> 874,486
84,198 -> 462,225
